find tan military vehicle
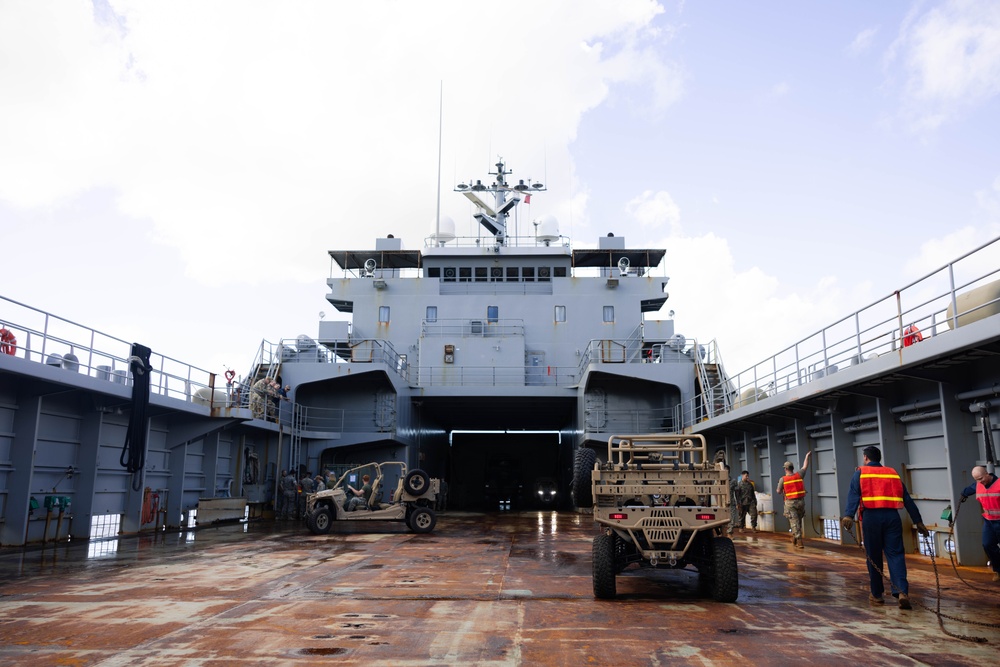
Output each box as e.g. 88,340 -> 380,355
304,462 -> 440,534
583,434 -> 739,602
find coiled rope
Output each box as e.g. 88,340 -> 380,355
120,344 -> 152,492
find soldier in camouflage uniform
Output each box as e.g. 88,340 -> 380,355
726,465 -> 740,536
737,470 -> 758,532
249,377 -> 269,420
282,470 -> 298,520
777,451 -> 812,548
275,469 -> 287,518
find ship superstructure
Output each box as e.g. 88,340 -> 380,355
274,159 -> 714,509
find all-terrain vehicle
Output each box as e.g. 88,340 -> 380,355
583,433 -> 739,602
304,462 -> 440,534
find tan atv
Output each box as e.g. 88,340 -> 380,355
588,434 -> 739,602
304,462 -> 440,534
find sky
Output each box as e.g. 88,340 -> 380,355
2,0 -> 999,380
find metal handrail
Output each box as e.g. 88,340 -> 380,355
680,234 -> 1000,428
0,293 -> 215,403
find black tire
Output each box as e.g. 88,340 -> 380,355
572,448 -> 597,508
592,532 -> 617,599
308,506 -> 332,535
708,536 -> 739,602
404,469 -> 430,496
408,506 -> 437,533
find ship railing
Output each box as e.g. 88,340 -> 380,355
291,405 -> 398,435
0,293 -> 218,405
415,365 -> 578,387
679,234 -> 1000,429
423,233 -> 570,250
420,318 -> 525,338
577,335 -> 704,373
266,336 -> 410,381
584,407 -> 677,434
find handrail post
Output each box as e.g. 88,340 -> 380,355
895,290 -> 904,358
947,262 -> 959,330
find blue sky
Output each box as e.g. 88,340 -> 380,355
1,1 -> 998,377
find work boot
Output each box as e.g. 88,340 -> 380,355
792,537 -> 799,547
868,594 -> 885,605
752,526 -> 758,533
898,593 -> 911,610
993,571 -> 1000,582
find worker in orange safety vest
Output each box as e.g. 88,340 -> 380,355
841,446 -> 927,610
776,451 -> 811,549
960,466 -> 1000,582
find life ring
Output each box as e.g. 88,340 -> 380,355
225,369 -> 236,383
902,324 -> 923,347
0,328 -> 16,356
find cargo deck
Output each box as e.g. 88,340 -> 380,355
1,512 -> 997,666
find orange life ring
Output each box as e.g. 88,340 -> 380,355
0,328 -> 16,356
902,324 -> 923,347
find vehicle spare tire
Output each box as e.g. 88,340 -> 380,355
572,448 -> 597,508
404,469 -> 430,496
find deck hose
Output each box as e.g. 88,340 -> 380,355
120,343 -> 152,492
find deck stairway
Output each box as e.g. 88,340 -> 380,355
695,356 -> 731,420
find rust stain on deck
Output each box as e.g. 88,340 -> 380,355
1,513 -> 998,665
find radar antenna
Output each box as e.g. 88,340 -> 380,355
455,157 -> 545,247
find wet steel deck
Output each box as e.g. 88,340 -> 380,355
1,512 -> 998,666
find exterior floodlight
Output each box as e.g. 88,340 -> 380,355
363,258 -> 377,277
618,257 -> 630,277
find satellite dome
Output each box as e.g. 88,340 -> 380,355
431,216 -> 456,244
533,215 -> 559,243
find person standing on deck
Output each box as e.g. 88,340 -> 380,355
726,465 -> 740,536
960,465 -> 1000,582
841,446 -> 928,609
776,451 -> 811,548
737,471 -> 759,532
275,469 -> 288,519
282,470 -> 298,520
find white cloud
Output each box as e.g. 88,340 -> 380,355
622,190 -> 867,374
848,27 -> 879,56
625,190 -> 681,231
0,0 -> 680,288
771,81 -> 791,97
889,0 -> 1000,130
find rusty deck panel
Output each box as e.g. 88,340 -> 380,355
1,513 -> 998,665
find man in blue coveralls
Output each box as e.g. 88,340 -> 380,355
841,446 -> 928,609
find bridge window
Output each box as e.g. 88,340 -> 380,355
426,306 -> 437,323
555,305 -> 566,322
522,267 -> 535,282
487,305 -> 499,323
475,267 -> 488,282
